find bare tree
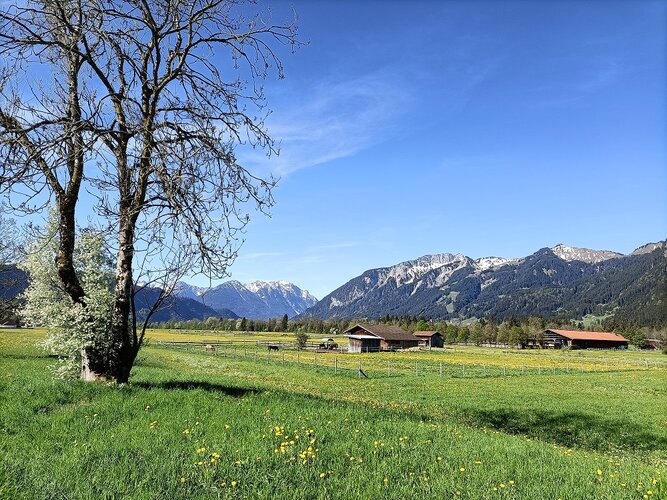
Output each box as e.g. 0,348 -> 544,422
0,0 -> 297,382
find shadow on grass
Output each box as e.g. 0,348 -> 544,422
133,380 -> 261,398
469,408 -> 667,453
0,352 -> 59,360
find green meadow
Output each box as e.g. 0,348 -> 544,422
1,329 -> 665,499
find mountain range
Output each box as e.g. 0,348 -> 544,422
299,242 -> 666,326
173,280 -> 318,320
0,269 -> 317,323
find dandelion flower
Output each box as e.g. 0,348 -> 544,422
231,481 -> 238,488
459,467 -> 465,472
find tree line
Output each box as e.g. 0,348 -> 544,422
149,313 -> 667,348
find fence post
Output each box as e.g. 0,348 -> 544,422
358,361 -> 362,378
282,352 -> 285,365
462,364 -> 466,377
552,363 -> 556,375
415,361 -> 418,376
440,362 -> 443,377
521,365 -> 524,375
335,358 -> 338,374
503,366 -> 506,376
297,352 -> 300,365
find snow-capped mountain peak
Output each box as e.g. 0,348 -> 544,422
551,244 -> 622,264
175,280 -> 318,319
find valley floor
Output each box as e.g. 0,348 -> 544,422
1,329 -> 665,498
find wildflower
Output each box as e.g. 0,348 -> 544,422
437,456 -> 443,461
459,467 -> 465,472
182,428 -> 190,435
224,424 -> 231,429
597,469 -> 603,476
231,481 -> 238,488
320,472 -> 327,478
180,477 -> 186,483
196,447 -> 206,454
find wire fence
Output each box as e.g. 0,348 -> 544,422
152,340 -> 665,380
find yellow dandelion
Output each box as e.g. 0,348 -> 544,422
597,469 -> 603,476
459,467 -> 465,472
231,481 -> 238,488
319,472 -> 326,478
437,456 -> 443,461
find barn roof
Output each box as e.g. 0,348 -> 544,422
345,324 -> 417,342
547,329 -> 628,342
413,331 -> 442,338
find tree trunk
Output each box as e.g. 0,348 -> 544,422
107,218 -> 138,383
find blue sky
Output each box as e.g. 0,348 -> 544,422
211,0 -> 667,299
209,0 -> 667,299
6,1 -> 661,300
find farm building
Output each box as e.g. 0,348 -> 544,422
540,329 -> 629,349
413,331 -> 444,348
345,324 -> 419,353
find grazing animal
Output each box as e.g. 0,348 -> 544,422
205,344 -> 216,352
267,345 -> 279,352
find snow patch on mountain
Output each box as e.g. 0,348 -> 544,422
551,244 -> 622,264
378,253 -> 465,288
474,257 -> 510,271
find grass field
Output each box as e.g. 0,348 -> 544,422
1,329 -> 665,498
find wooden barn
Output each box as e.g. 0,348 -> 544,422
413,331 -> 444,348
345,324 -> 419,353
541,329 -> 629,349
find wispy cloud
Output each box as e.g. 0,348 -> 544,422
235,251 -> 284,261
242,70 -> 409,177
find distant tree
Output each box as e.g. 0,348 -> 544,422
496,322 -> 511,345
281,314 -> 289,332
508,326 -> 527,347
414,319 -> 429,332
294,331 -> 309,349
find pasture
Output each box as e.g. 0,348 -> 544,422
1,329 -> 665,498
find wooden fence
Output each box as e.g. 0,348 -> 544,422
152,340 -> 664,379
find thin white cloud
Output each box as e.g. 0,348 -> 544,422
242,70 -> 409,177
235,251 -> 284,261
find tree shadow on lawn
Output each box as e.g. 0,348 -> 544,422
469,408 -> 667,454
133,380 -> 262,398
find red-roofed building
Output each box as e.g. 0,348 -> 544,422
542,329 -> 628,349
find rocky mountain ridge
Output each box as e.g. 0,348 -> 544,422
300,241 -> 666,325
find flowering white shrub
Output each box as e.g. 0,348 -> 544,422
21,216 -> 114,379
